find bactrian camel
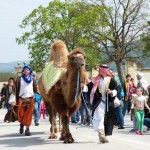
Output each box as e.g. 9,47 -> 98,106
38,40 -> 86,143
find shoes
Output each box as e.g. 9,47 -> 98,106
118,127 -> 125,129
25,128 -> 31,136
135,129 -> 140,135
140,131 -> 144,135
71,121 -> 78,123
87,123 -> 93,127
19,124 -> 24,134
35,122 -> 39,126
130,129 -> 135,132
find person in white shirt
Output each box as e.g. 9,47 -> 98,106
136,72 -> 149,95
10,65 -> 37,136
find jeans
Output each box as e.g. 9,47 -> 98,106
34,101 -> 41,123
115,101 -> 124,127
79,103 -> 91,124
144,118 -> 150,128
5,101 -> 11,110
71,109 -> 80,122
122,100 -> 130,117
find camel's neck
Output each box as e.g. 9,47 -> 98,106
63,62 -> 85,108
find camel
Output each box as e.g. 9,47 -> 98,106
38,40 -> 86,143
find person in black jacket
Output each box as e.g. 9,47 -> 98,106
5,77 -> 16,110
0,83 -> 6,109
83,64 -> 117,143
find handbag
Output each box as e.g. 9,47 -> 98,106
114,97 -> 120,108
4,106 -> 18,122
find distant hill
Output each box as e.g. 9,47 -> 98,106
0,61 -> 30,73
0,57 -> 149,73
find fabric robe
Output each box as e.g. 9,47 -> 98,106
87,77 -> 117,136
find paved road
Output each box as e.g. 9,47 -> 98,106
0,109 -> 149,150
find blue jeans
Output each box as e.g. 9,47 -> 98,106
115,101 -> 124,127
71,109 -> 80,122
123,100 -> 130,117
79,103 -> 91,124
144,118 -> 150,128
5,101 -> 11,110
34,101 -> 41,123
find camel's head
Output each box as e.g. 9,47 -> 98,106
68,48 -> 85,68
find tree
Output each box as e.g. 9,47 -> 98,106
84,0 -> 150,83
16,0 -> 110,72
141,21 -> 150,59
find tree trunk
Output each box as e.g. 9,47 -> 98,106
115,61 -> 125,85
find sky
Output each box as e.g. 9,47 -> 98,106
0,0 -> 50,63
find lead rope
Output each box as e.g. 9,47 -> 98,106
74,68 -> 80,103
106,93 -> 109,112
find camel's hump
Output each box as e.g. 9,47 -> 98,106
49,40 -> 69,68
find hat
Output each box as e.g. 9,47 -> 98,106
32,71 -> 37,76
99,64 -> 109,68
136,72 -> 143,79
22,65 -> 32,74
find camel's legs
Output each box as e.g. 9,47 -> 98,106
45,102 -> 58,139
60,116 -> 74,143
48,109 -> 57,139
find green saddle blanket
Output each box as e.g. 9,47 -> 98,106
42,61 -> 64,93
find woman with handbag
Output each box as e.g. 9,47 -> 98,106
109,69 -> 125,129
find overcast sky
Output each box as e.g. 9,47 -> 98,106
0,0 -> 50,63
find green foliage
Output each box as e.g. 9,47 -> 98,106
16,0 -> 111,72
0,73 -> 16,82
141,31 -> 150,58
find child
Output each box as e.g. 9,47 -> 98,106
129,78 -> 137,132
131,87 -> 150,135
40,100 -> 46,119
34,91 -> 42,126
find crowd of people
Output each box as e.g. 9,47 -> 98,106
71,65 -> 150,143
0,64 -> 150,143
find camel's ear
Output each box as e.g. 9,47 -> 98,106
68,55 -> 75,61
